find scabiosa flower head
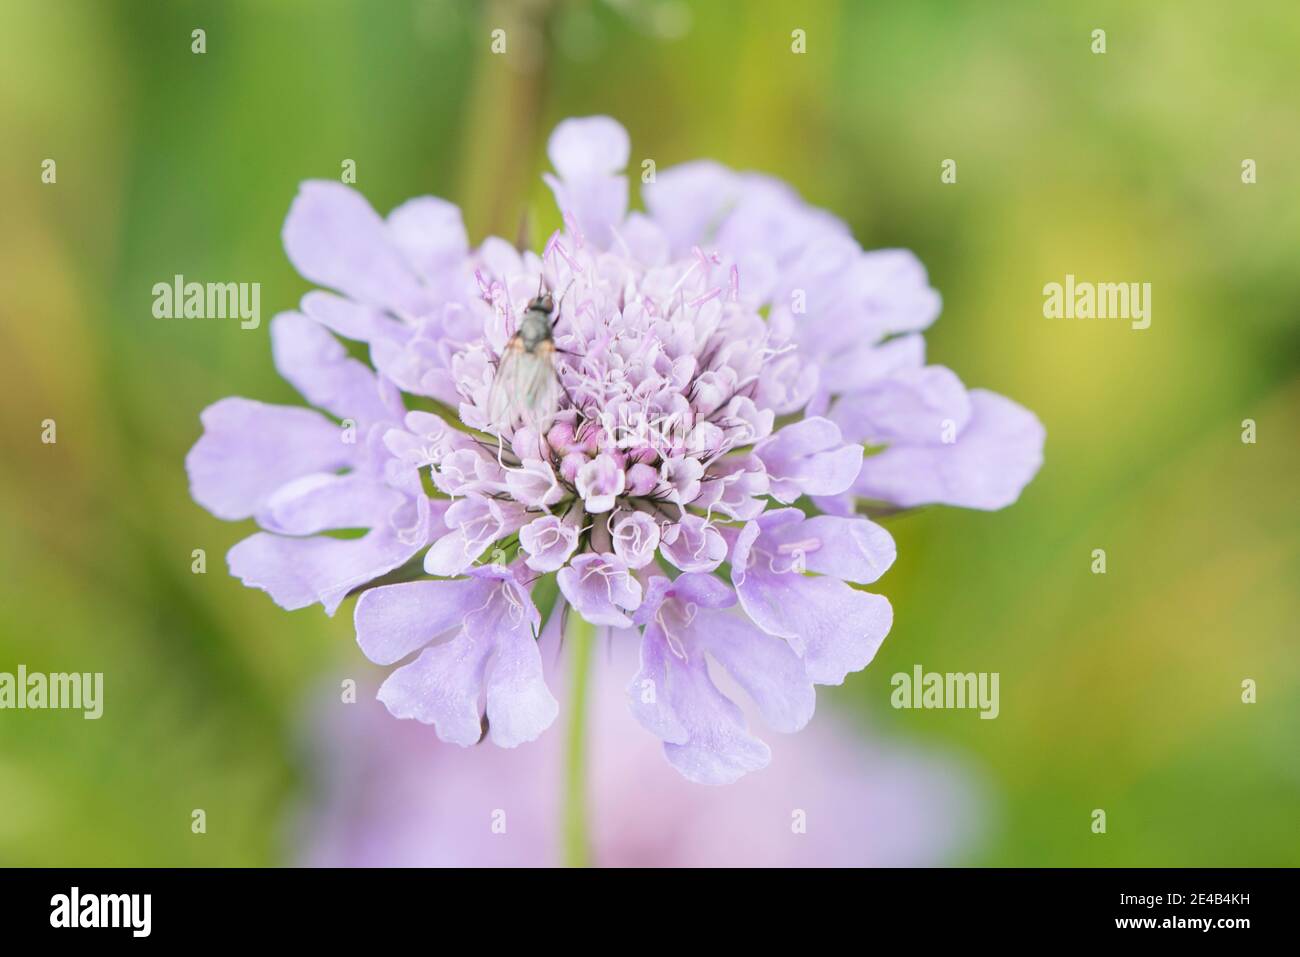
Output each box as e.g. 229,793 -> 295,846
187,116 -> 1043,784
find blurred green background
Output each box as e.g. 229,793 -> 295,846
1,0 -> 1296,866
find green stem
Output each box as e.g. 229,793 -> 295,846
563,614 -> 596,867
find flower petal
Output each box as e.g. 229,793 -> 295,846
659,514 -> 727,573
642,160 -> 742,254
518,514 -> 580,572
300,291 -> 410,343
544,117 -> 630,249
547,116 -> 630,179
731,514 -> 892,684
271,312 -> 400,425
484,618 -> 558,748
661,649 -> 771,785
761,514 -> 896,585
830,365 -> 972,446
376,632 -> 492,746
186,397 -> 354,521
354,577 -> 494,666
282,180 -> 426,314
754,417 -> 863,502
816,331 -> 925,398
386,195 -> 469,284
693,610 -> 815,733
254,472 -> 406,535
849,248 -> 943,339
736,572 -> 892,686
557,553 -> 642,627
853,388 -> 1045,510
626,625 -> 690,745
227,519 -> 428,616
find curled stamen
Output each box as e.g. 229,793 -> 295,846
655,606 -> 689,660
501,581 -> 527,623
758,542 -> 810,576
681,601 -> 698,628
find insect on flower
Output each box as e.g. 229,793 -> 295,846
487,278 -> 567,433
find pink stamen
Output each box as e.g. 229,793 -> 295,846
689,287 -> 721,309
551,238 -> 584,275
692,246 -> 721,268
777,537 -> 821,555
564,212 -> 585,250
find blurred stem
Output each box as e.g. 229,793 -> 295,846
460,0 -> 556,240
563,613 -> 595,867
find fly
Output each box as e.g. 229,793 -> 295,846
487,279 -> 565,432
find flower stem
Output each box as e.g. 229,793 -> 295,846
563,614 -> 596,867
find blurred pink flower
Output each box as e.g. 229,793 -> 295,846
292,634 -> 985,867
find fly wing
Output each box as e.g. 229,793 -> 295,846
518,346 -> 560,433
487,340 -> 558,433
487,340 -> 524,432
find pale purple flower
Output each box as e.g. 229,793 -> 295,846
610,511 -> 659,569
359,565 -> 557,749
423,496 -> 526,577
504,458 -> 564,509
658,513 -> 727,573
574,453 -> 625,513
188,116 -> 1043,781
518,514 -> 580,572
557,553 -> 643,628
